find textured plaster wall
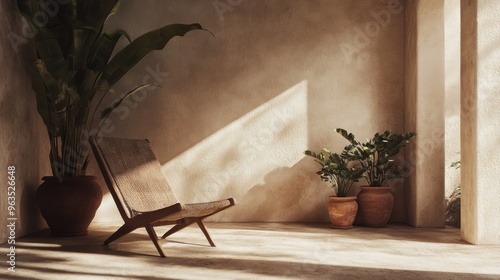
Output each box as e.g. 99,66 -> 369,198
404,0 -> 445,227
91,0 -> 407,223
0,1 -> 50,243
461,0 -> 500,244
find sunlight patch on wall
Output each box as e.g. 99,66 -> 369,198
161,81 -> 308,221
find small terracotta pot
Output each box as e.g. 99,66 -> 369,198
36,176 -> 102,236
357,186 -> 394,227
327,196 -> 358,229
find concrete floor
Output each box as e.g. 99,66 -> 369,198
4,223 -> 500,280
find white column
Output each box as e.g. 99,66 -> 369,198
461,0 -> 500,244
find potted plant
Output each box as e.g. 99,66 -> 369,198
305,147 -> 365,229
17,0 -> 207,236
336,128 -> 416,227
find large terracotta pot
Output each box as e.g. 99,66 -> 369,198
36,176 -> 102,236
357,186 -> 394,227
327,196 -> 358,229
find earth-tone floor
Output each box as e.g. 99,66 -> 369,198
3,223 -> 500,280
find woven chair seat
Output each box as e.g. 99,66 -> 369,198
158,199 -> 234,222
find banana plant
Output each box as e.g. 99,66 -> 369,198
17,0 -> 206,179
336,128 -> 416,186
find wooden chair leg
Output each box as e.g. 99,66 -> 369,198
145,225 -> 166,258
161,223 -> 191,239
197,220 -> 215,247
104,223 -> 137,245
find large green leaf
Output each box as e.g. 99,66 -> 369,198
16,11 -> 67,78
99,84 -> 154,121
72,67 -> 99,104
35,36 -> 66,77
72,0 -> 120,70
66,0 -> 122,103
30,63 -> 56,135
33,60 -> 64,105
102,23 -> 204,86
31,60 -> 68,136
87,29 -> 131,72
72,23 -> 95,70
336,128 -> 357,145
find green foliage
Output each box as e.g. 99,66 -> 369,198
445,186 -> 461,228
336,128 -> 416,186
450,160 -> 461,169
446,160 -> 461,228
17,0 -> 205,178
305,148 -> 365,197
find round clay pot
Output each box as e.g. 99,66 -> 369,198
36,176 -> 103,236
327,196 -> 358,229
357,186 -> 394,227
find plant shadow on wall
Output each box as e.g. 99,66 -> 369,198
235,159 -> 330,223
16,0 -> 208,236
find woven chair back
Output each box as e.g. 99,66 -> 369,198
92,137 -> 180,218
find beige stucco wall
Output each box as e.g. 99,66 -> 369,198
91,0 -> 407,223
0,1 -> 50,243
461,0 -> 500,244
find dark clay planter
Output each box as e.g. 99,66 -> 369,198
36,176 -> 102,236
357,186 -> 394,227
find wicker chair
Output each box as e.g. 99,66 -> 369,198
89,136 -> 235,257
